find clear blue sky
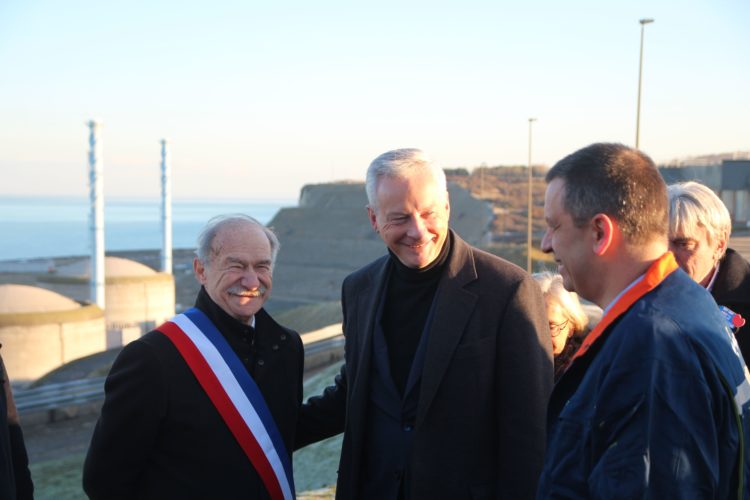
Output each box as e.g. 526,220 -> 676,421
1,0 -> 748,200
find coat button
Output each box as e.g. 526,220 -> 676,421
257,359 -> 265,366
280,334 -> 287,341
272,344 -> 279,351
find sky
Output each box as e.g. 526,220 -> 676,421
0,0 -> 748,200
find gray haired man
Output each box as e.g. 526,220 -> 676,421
296,149 -> 553,499
84,215 -> 303,500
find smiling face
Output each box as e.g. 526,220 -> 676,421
193,222 -> 273,324
368,169 -> 450,269
669,225 -> 722,287
541,178 -> 594,301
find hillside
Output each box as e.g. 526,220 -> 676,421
445,165 -> 548,241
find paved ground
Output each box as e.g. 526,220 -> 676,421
25,413 -> 98,464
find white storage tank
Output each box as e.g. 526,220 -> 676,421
0,284 -> 106,384
39,256 -> 175,348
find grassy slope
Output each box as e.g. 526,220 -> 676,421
30,454 -> 86,500
293,361 -> 344,493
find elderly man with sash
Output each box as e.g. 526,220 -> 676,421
84,214 -> 302,500
538,143 -> 750,497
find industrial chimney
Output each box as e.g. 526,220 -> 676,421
87,120 -> 105,308
160,139 -> 173,274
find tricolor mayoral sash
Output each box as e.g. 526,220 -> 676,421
157,308 -> 295,500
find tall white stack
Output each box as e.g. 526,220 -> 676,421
160,139 -> 173,274
87,120 -> 105,308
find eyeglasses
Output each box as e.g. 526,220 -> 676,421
549,319 -> 569,337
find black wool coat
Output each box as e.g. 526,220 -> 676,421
296,231 -> 553,500
83,287 -> 304,500
0,353 -> 33,500
712,248 -> 750,366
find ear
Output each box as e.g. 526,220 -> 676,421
445,191 -> 451,216
716,235 -> 728,260
591,214 -> 615,256
193,257 -> 208,285
367,206 -> 379,232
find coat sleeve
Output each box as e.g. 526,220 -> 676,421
294,363 -> 348,449
1,354 -> 34,500
8,424 -> 33,500
496,275 -> 554,498
82,340 -> 167,499
294,281 -> 354,450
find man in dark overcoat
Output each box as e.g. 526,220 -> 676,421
297,148 -> 553,499
0,351 -> 33,500
83,215 -> 303,499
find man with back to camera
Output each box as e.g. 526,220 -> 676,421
668,180 -> 750,364
83,215 -> 303,500
296,148 -> 553,499
0,352 -> 33,500
538,143 -> 750,497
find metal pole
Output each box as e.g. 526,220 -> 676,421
160,139 -> 173,274
635,18 -> 654,149
87,120 -> 105,308
527,117 -> 536,273
480,163 -> 484,198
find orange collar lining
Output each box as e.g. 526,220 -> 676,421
568,252 -> 679,365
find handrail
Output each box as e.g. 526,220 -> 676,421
16,377 -> 106,413
16,325 -> 344,416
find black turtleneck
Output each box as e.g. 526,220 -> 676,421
195,286 -> 258,371
382,233 -> 452,396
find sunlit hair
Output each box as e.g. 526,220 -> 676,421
667,181 -> 731,259
195,214 -> 280,269
365,148 -> 448,211
546,143 -> 667,245
533,271 -> 589,335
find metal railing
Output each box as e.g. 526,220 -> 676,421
15,377 -> 106,413
15,325 -> 344,420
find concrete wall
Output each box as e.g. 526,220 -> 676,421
105,274 -> 175,331
38,273 -> 175,344
659,165 -> 722,190
0,308 -> 105,383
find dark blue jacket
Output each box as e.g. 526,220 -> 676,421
539,268 -> 750,498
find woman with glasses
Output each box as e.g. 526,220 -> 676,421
533,272 -> 590,381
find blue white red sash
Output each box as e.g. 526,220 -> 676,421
157,308 -> 295,500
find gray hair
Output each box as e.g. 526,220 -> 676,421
365,148 -> 448,210
667,181 -> 731,258
195,214 -> 280,268
533,271 -> 589,335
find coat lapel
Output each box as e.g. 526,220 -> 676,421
347,256 -> 390,451
416,232 -> 478,426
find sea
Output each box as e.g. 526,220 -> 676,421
0,195 -> 295,262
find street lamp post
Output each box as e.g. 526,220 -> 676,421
635,18 -> 654,149
527,117 -> 537,273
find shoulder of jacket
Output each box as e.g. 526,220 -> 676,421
344,254 -> 388,288
469,245 -> 529,283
